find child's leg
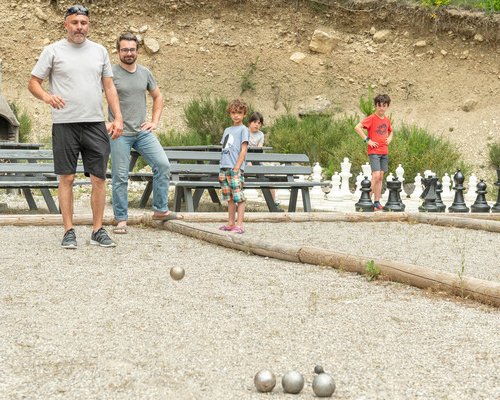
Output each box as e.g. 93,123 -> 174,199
227,200 -> 236,227
235,200 -> 245,228
371,171 -> 384,202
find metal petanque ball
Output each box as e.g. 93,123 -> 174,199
254,369 -> 276,393
314,365 -> 325,375
281,370 -> 304,394
170,266 -> 185,281
312,373 -> 336,397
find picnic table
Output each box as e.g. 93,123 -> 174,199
0,142 -> 45,150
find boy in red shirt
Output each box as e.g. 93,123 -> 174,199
354,94 -> 392,211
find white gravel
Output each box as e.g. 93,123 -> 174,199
1,221 -> 500,399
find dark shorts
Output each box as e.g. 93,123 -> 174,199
368,154 -> 388,172
52,122 -> 110,179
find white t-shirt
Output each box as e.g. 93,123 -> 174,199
249,129 -> 264,147
31,39 -> 113,123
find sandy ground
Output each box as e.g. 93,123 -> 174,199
1,191 -> 500,399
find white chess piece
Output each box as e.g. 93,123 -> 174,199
465,173 -> 478,202
340,157 -> 352,200
352,172 -> 364,200
361,162 -> 371,179
441,173 -> 453,202
411,173 -> 423,199
327,172 -> 343,201
310,162 -> 325,200
395,164 -> 408,198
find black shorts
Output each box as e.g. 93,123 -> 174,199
52,122 -> 110,179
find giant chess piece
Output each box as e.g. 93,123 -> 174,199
383,177 -> 405,212
449,169 -> 470,213
471,179 -> 491,213
491,167 -> 500,213
435,180 -> 446,212
355,176 -> 374,212
419,175 -> 439,212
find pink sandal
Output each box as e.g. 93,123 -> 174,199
219,225 -> 235,231
231,227 -> 245,234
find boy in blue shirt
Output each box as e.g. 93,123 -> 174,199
219,99 -> 250,234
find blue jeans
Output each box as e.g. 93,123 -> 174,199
110,130 -> 170,221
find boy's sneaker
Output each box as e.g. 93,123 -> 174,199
274,201 -> 285,212
61,228 -> 77,249
374,201 -> 383,211
90,227 -> 116,247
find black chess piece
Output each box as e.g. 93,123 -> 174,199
471,179 -> 491,213
435,180 -> 446,212
355,176 -> 374,212
491,167 -> 500,213
419,175 -> 439,212
448,169 -> 470,213
383,177 -> 405,212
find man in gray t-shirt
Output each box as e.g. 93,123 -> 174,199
109,32 -> 182,234
28,5 -> 123,249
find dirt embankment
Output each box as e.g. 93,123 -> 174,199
1,0 -> 500,174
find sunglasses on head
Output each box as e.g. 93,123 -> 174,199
65,5 -> 89,18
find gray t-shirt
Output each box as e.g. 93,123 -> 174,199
249,129 -> 264,147
108,64 -> 157,136
220,125 -> 250,171
31,39 -> 113,123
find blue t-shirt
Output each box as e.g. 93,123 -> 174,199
219,125 -> 250,170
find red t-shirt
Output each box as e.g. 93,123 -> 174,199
361,113 -> 392,155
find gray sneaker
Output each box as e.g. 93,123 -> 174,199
61,228 -> 77,249
90,227 -> 116,247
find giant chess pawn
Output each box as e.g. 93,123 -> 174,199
465,173 -> 478,202
383,177 -> 405,212
471,179 -> 491,213
448,169 -> 470,213
419,175 -> 439,212
395,163 -> 408,198
410,173 -> 423,199
327,172 -> 343,201
441,173 -> 453,202
352,172 -> 364,200
491,167 -> 500,213
355,176 -> 374,212
381,172 -> 394,201
435,180 -> 446,212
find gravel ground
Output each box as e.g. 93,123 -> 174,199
1,220 -> 500,399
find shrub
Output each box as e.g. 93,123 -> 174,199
8,102 -> 32,142
183,94 -> 254,145
487,141 -> 500,168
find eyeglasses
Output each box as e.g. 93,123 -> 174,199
119,48 -> 137,53
65,5 -> 89,18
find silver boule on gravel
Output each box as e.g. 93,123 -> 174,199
312,373 -> 336,397
254,369 -> 276,393
314,364 -> 325,375
169,266 -> 185,281
281,370 -> 304,394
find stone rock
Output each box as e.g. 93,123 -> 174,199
129,27 -> 139,33
415,40 -> 427,47
309,29 -> 339,54
369,27 -> 376,35
170,37 -> 179,45
298,101 -> 331,117
474,33 -> 484,42
373,29 -> 390,44
139,25 -> 148,33
441,49 -> 447,56
290,52 -> 306,63
143,37 -> 160,54
462,98 -> 478,112
136,34 -> 143,44
35,7 -> 48,21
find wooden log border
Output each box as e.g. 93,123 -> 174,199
1,212 -> 499,307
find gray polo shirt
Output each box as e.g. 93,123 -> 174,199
31,39 -> 113,123
108,64 -> 157,136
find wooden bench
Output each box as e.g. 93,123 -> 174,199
122,150 -> 327,212
0,149 -> 90,213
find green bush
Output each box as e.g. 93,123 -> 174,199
358,85 -> 376,117
183,94 -> 254,145
8,102 -> 32,142
487,141 -> 500,169
267,112 -> 469,182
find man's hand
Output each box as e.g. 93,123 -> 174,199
140,121 -> 158,132
43,93 -> 66,110
108,117 -> 123,140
